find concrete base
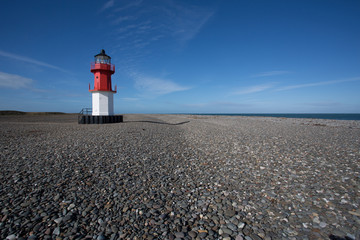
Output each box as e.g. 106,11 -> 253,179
78,115 -> 123,124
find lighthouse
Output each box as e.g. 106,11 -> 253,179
89,49 -> 116,116
79,49 -> 123,124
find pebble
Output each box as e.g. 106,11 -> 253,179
222,227 -> 233,235
63,214 -> 72,222
198,232 -> 207,238
188,231 -> 197,238
227,222 -> 237,231
236,234 -> 244,240
313,217 -> 321,224
238,222 -> 246,229
224,209 -> 236,218
68,203 -> 75,210
319,222 -> 327,228
54,217 -> 63,224
174,232 -> 184,238
52,227 -> 60,235
6,235 -> 16,240
97,235 -> 106,240
0,114 -> 359,239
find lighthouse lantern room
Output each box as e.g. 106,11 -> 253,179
89,49 -> 117,116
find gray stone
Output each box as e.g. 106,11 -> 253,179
319,222 -> 327,228
224,209 -> 236,218
52,227 -> 60,235
222,227 -> 233,235
238,222 -> 246,229
54,217 -> 63,224
97,235 -> 106,240
198,232 -> 207,238
188,231 -> 197,238
227,222 -> 238,232
236,234 -> 244,240
175,232 -> 184,238
6,235 -> 17,240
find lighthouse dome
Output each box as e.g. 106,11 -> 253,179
94,49 -> 111,64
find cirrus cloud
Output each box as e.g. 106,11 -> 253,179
0,71 -> 33,89
131,72 -> 190,96
0,50 -> 69,73
276,77 -> 360,91
251,71 -> 290,78
233,83 -> 275,95
102,0 -> 215,74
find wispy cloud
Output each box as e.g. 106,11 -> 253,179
182,101 -> 252,112
169,2 -> 214,43
102,0 -> 215,72
132,73 -> 190,95
304,101 -> 342,107
120,97 -> 140,101
114,0 -> 143,12
112,15 -> 138,25
233,83 -> 274,95
252,71 -> 290,78
99,0 -> 114,13
276,77 -> 360,91
0,71 -> 33,89
0,50 -> 68,73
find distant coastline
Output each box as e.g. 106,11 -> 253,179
0,110 -> 65,115
2,111 -> 360,121
185,113 -> 360,121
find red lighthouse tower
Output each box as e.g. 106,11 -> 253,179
89,49 -> 117,116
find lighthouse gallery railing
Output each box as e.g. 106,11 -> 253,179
78,108 -> 92,123
90,62 -> 115,72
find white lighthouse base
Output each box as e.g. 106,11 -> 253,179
91,91 -> 114,116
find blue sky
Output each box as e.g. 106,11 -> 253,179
0,0 -> 359,113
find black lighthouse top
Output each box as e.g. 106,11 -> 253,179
94,49 -> 111,64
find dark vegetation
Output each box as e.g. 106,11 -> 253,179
0,110 -> 65,115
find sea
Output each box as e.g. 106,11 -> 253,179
190,113 -> 360,121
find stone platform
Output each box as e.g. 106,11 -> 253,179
78,115 -> 123,124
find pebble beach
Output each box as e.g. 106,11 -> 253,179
0,114 -> 359,240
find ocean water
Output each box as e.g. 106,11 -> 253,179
191,113 -> 360,121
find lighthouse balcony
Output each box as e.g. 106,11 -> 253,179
91,62 -> 115,72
